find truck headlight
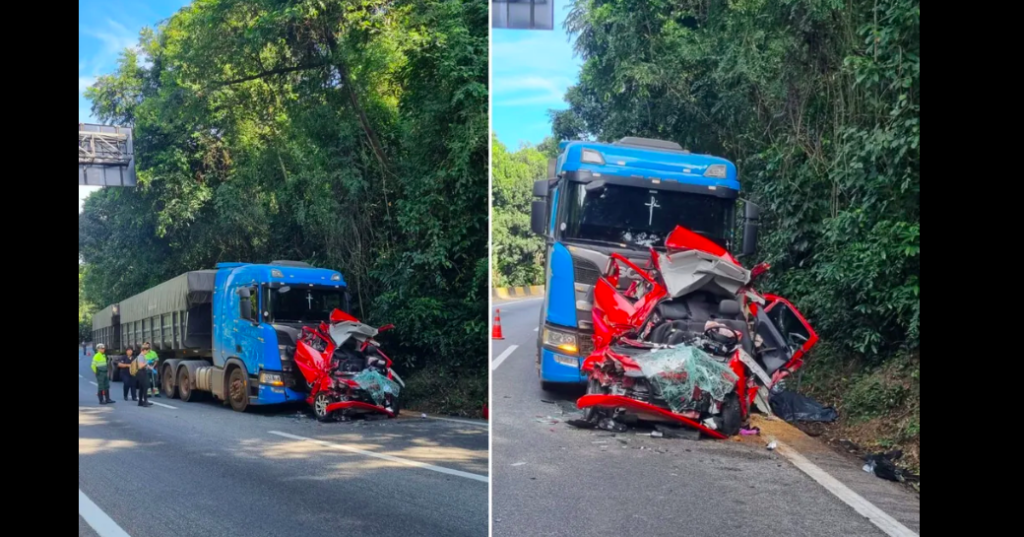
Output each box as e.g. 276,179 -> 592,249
543,328 -> 578,355
703,164 -> 727,178
259,371 -> 284,386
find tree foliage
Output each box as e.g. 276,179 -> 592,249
79,0 -> 488,415
556,0 -> 920,360
491,136 -> 547,287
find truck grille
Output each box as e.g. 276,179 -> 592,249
578,337 -> 594,358
572,256 -> 601,285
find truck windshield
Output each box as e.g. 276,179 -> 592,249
268,287 -> 347,323
563,182 -> 734,250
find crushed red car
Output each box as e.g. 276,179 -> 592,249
577,226 -> 818,438
293,309 -> 404,421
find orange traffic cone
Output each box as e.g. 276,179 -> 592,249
492,308 -> 505,340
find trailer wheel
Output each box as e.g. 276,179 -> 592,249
162,366 -> 178,399
178,368 -> 202,403
313,392 -> 335,422
227,368 -> 249,412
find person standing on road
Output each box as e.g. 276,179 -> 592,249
142,343 -> 160,398
132,350 -> 153,407
117,347 -> 138,401
90,344 -> 115,405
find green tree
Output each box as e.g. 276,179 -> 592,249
491,136 -> 546,287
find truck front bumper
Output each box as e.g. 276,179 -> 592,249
539,347 -> 587,384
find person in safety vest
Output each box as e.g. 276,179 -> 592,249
91,344 -> 115,405
142,343 -> 160,397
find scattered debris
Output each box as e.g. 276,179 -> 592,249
740,427 -> 760,436
598,418 -> 628,432
768,390 -> 838,423
838,439 -> 860,453
566,418 -> 596,429
421,413 -> 428,418
654,425 -> 701,440
650,430 -> 664,438
766,440 -> 778,451
862,450 -> 918,483
534,416 -> 561,425
540,399 -> 555,404
511,462 -> 527,467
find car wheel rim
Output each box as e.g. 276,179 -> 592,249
315,395 -> 329,416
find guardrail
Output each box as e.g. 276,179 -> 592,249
492,285 -> 544,300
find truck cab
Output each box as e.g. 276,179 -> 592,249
210,261 -> 350,409
529,137 -> 759,389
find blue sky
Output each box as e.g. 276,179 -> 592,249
79,0 -> 190,211
491,1 -> 580,148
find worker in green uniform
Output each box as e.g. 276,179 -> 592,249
91,344 -> 115,405
142,343 -> 160,397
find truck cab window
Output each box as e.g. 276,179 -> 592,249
268,286 -> 347,323
239,286 -> 258,321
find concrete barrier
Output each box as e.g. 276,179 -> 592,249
492,285 -> 544,300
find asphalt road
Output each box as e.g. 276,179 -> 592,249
78,349 -> 488,537
491,298 -> 920,537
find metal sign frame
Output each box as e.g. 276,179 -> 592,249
79,123 -> 137,187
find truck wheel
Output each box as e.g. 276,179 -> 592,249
227,368 -> 249,412
162,366 -> 178,399
178,368 -> 202,403
313,392 -> 335,422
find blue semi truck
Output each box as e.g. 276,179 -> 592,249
529,137 -> 760,389
91,260 -> 350,411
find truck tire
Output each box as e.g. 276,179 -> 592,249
227,367 -> 249,412
162,366 -> 178,399
178,367 -> 203,403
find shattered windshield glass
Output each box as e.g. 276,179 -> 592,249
269,287 -> 346,323
563,183 -> 734,249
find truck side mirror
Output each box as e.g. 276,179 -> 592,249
533,179 -> 548,198
742,201 -> 760,258
531,200 -> 547,236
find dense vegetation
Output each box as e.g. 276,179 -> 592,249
502,0 -> 919,465
490,136 -> 548,287
79,0 -> 488,416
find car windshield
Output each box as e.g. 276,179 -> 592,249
268,286 -> 347,323
563,182 -> 734,250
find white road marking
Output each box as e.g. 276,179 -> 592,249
533,327 -> 538,332
491,345 -> 519,370
268,430 -> 489,483
89,381 -> 97,386
419,415 -> 488,427
79,489 -> 132,537
149,401 -> 178,409
774,441 -> 918,537
79,374 -> 84,378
